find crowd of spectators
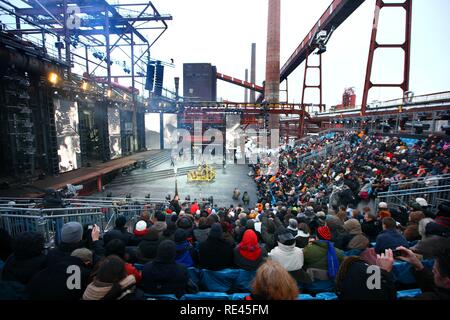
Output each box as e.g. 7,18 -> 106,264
0,131 -> 449,300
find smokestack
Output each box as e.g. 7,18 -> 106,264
265,0 -> 281,129
244,69 -> 249,103
250,43 -> 256,103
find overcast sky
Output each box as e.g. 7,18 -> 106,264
5,0 -> 449,107
149,0 -> 450,107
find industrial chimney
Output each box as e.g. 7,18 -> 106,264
265,0 -> 280,129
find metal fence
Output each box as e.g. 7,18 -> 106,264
378,184 -> 450,212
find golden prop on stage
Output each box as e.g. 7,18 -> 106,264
187,164 -> 216,182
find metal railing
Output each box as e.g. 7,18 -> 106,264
378,184 -> 450,212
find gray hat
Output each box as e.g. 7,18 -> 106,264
61,221 -> 83,244
71,248 -> 93,264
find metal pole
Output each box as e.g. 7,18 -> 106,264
105,5 -> 111,86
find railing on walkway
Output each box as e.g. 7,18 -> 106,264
378,183 -> 450,212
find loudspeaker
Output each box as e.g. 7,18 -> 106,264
154,63 -> 164,96
145,63 -> 155,91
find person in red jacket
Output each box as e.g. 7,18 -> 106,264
190,200 -> 200,215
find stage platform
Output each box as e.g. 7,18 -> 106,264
0,150 -> 162,198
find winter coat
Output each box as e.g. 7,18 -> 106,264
27,256 -> 90,300
0,228 -> 12,262
193,228 -> 210,244
1,254 -> 47,285
374,229 -> 409,254
136,233 -> 160,264
83,275 -> 139,300
303,241 -> 344,271
175,241 -> 194,268
268,242 -> 304,272
46,240 -> 104,266
198,238 -> 235,270
141,260 -> 189,297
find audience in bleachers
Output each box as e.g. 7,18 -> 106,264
0,131 -> 449,300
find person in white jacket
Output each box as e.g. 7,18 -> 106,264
268,228 -> 304,272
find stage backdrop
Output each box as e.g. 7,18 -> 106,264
54,99 -> 81,173
108,107 -> 122,159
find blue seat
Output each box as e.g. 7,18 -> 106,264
145,294 -> 178,301
230,293 -> 250,300
316,292 -> 338,300
297,294 -> 317,300
299,280 -> 335,294
187,267 -> 201,286
134,263 -> 144,271
234,269 -> 256,292
200,269 -> 239,292
397,289 -> 422,299
180,292 -> 230,300
392,260 -> 434,284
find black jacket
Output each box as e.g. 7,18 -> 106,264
1,254 -> 47,285
46,240 -> 104,266
27,256 -> 90,300
140,260 -> 188,297
198,238 -> 235,270
233,247 -> 267,271
137,237 -> 160,264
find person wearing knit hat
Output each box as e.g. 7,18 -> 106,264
234,229 -> 267,271
317,226 -> 332,241
61,221 -> 84,244
303,225 -> 343,280
133,220 -> 149,238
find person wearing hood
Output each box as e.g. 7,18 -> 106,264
1,232 -> 47,285
234,230 -> 267,271
103,215 -> 138,246
136,229 -> 160,264
174,229 -> 194,268
133,220 -> 150,240
342,219 -> 370,254
325,215 -> 348,250
141,240 -> 189,297
193,217 -> 210,244
303,226 -> 344,281
83,255 -> 141,300
149,211 -> 167,237
268,228 -> 304,278
198,223 -> 235,270
46,222 -> 104,266
286,219 -> 310,249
